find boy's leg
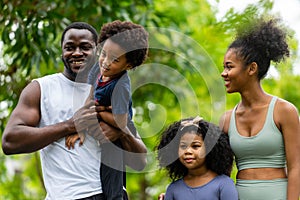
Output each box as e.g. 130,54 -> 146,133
101,139 -> 124,200
123,189 -> 129,200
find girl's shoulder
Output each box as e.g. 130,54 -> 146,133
215,175 -> 239,199
166,178 -> 185,193
169,178 -> 184,186
214,174 -> 234,183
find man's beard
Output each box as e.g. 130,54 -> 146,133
63,57 -> 97,83
62,57 -> 77,80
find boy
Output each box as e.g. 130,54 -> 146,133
66,20 -> 149,200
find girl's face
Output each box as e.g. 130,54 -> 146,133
221,48 -> 249,93
99,39 -> 132,81
178,132 -> 206,170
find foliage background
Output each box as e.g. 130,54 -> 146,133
0,0 -> 299,199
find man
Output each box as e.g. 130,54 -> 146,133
2,22 -> 147,200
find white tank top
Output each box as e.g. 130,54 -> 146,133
36,73 -> 102,200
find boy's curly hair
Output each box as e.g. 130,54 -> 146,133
156,117 -> 234,181
98,20 -> 148,68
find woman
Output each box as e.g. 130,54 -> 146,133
219,16 -> 300,200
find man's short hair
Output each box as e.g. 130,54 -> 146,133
61,22 -> 98,45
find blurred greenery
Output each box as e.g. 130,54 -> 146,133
0,0 -> 299,199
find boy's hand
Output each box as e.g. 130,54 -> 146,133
95,101 -> 112,112
65,133 -> 80,149
97,105 -> 111,112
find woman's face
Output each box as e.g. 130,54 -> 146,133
178,132 -> 206,171
221,48 -> 249,93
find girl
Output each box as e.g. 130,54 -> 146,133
157,116 -> 238,200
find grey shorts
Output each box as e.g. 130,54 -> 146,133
236,178 -> 287,200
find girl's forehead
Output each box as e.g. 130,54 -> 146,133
180,132 -> 203,142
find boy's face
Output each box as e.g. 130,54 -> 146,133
99,39 -> 132,80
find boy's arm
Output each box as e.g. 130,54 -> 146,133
99,111 -> 132,136
99,111 -> 121,128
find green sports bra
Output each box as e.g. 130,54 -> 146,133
229,96 -> 286,170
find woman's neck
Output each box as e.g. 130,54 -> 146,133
239,81 -> 268,107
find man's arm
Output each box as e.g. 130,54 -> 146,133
96,104 -> 147,170
120,129 -> 147,171
98,121 -> 147,171
2,81 -> 77,154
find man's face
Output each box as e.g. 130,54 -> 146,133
62,29 -> 96,81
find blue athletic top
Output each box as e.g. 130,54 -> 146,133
229,96 -> 286,170
164,175 -> 238,200
88,63 -> 133,118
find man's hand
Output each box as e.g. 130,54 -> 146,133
86,121 -> 122,144
72,99 -> 98,135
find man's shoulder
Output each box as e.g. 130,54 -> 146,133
34,73 -> 64,85
36,73 -> 61,80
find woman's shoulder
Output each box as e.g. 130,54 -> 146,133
219,110 -> 234,134
275,97 -> 298,113
273,97 -> 299,129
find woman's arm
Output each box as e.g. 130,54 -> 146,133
276,99 -> 300,200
